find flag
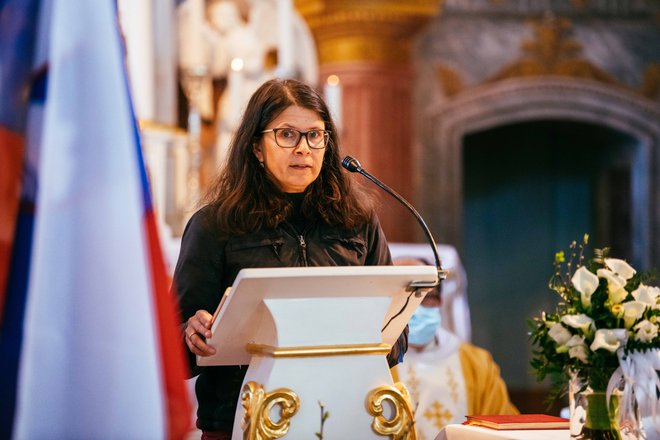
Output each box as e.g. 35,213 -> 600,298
0,0 -> 45,435
0,0 -> 41,324
0,0 -> 192,438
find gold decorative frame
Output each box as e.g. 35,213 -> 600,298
246,342 -> 391,358
240,381 -> 300,440
366,382 -> 417,439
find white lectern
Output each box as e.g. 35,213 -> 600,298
199,265 -> 437,439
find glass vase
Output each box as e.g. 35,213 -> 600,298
573,389 -> 621,439
569,380 -> 645,439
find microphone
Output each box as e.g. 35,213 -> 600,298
341,155 -> 447,289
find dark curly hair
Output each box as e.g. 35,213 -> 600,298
203,78 -> 375,233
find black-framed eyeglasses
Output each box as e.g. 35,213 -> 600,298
261,128 -> 330,149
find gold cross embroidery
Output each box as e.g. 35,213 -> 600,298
406,363 -> 421,405
446,366 -> 459,403
423,401 -> 453,429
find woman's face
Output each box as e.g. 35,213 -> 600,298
254,105 -> 327,193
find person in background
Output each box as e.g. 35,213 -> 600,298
393,257 -> 518,439
172,78 -> 405,440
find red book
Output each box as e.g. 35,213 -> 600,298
463,414 -> 569,430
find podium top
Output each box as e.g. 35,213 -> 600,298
198,265 -> 437,366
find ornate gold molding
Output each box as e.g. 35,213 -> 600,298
642,63 -> 660,100
366,382 -> 417,439
246,342 -> 392,358
295,0 -> 442,65
435,14 -> 657,100
138,119 -> 186,135
487,14 -> 618,85
240,381 -> 300,440
436,65 -> 465,97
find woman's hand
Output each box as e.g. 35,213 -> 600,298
185,310 -> 216,357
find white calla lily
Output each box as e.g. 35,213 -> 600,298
566,335 -> 589,363
561,314 -> 595,335
597,268 -> 626,290
571,267 -> 599,308
548,322 -> 572,345
569,345 -> 589,363
610,304 -> 624,319
623,301 -> 647,329
608,285 -> 628,305
633,320 -> 658,343
604,258 -> 636,280
632,284 -> 660,308
590,329 -> 628,353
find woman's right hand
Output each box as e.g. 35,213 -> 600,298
185,310 -> 217,357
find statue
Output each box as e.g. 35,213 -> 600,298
206,0 -> 276,165
176,0 -> 319,167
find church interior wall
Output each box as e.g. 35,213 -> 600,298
120,0 -> 660,416
412,0 -> 660,410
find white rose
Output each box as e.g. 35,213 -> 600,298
623,301 -> 647,329
632,284 -> 660,308
590,329 -> 628,353
561,314 -> 595,335
605,258 -> 636,280
572,267 -> 599,308
548,322 -> 572,345
633,320 -> 658,343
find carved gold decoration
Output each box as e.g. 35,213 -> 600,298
138,119 -> 186,135
488,14 -> 618,85
436,65 -> 465,97
366,382 -> 417,439
295,0 -> 441,64
240,381 -> 300,440
246,342 -> 391,358
642,63 -> 660,100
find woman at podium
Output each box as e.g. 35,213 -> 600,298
172,78 -> 405,439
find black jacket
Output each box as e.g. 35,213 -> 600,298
173,203 -> 407,431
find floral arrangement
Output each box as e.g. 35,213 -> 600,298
529,234 -> 659,401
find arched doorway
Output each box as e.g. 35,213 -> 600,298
420,76 -> 660,411
462,119 -> 639,403
422,77 -> 660,268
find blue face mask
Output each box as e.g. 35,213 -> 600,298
408,305 -> 442,346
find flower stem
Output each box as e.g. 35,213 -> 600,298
582,392 -> 621,440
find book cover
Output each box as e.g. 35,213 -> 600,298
463,414 -> 569,430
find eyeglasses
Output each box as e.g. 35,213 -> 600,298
261,128 -> 330,149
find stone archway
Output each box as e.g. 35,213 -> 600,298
421,76 -> 660,267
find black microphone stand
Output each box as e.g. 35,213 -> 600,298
341,156 -> 447,291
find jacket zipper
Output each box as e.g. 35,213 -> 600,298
298,235 -> 308,266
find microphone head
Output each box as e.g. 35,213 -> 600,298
341,156 -> 362,173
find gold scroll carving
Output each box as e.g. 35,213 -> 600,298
240,381 -> 300,440
366,382 -> 417,439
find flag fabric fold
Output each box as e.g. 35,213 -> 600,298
1,0 -> 192,438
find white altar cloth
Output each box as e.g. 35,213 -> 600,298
435,424 -> 569,440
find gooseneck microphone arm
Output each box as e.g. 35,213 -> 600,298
341,156 -> 447,290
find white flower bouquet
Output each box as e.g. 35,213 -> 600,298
529,235 -> 659,437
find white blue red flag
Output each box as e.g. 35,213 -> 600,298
0,0 -> 192,438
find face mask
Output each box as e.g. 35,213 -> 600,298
408,305 -> 442,346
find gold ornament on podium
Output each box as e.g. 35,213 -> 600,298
366,382 -> 417,439
240,381 -> 300,440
